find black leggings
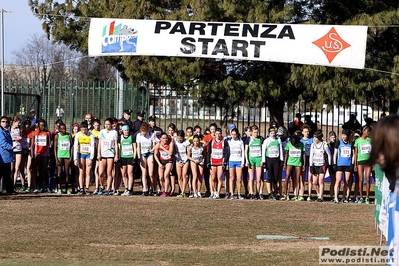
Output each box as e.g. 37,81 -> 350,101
266,157 -> 279,183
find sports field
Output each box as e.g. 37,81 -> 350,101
0,186 -> 379,266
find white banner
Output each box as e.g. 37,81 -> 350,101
88,18 -> 368,69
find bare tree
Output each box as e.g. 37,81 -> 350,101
6,34 -> 79,85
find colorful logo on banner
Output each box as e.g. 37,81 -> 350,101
312,27 -> 351,63
102,21 -> 138,53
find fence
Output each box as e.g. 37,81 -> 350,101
1,79 -> 387,137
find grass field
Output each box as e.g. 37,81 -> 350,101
0,184 -> 381,266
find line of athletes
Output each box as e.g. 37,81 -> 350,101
10,115 -> 373,203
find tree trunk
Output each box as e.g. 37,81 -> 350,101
268,98 -> 285,127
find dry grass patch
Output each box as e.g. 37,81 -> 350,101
0,193 -> 379,265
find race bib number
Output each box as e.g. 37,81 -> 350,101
160,150 -> 171,160
360,143 -> 371,154
178,146 -> 187,156
231,147 -> 241,157
80,144 -> 90,153
268,146 -> 279,158
141,143 -> 151,153
250,146 -> 261,157
102,139 -> 111,149
60,140 -> 70,151
314,152 -> 324,164
121,145 -> 133,156
36,136 -> 47,146
341,147 -> 351,158
212,148 -> 223,159
289,148 -> 301,158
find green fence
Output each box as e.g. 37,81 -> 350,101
2,79 -> 146,129
2,79 -> 387,137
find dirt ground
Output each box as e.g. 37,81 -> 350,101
0,184 -> 381,266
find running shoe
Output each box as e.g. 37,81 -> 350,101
209,192 -> 215,199
114,190 -> 120,196
343,198 -> 348,203
307,196 -> 311,202
46,188 -> 52,193
161,192 -> 167,197
38,188 -> 44,193
333,198 -> 339,204
317,197 -> 324,202
230,194 -> 235,200
57,189 -> 62,195
197,191 -> 202,198
189,193 -> 194,198
18,186 -> 26,193
169,191 -> 175,197
77,189 -> 83,195
66,189 -> 71,195
291,196 -> 297,201
93,189 -> 98,195
176,193 -> 183,198
280,195 -> 287,201
214,193 -> 220,199
251,194 -> 257,200
98,187 -> 103,195
298,196 -> 305,201
25,187 -> 31,193
237,194 -> 244,200
85,188 -> 90,195
365,198 -> 370,204
358,197 -> 364,204
104,190 -> 110,196
225,192 -> 230,199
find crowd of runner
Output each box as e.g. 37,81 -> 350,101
2,109 -> 375,203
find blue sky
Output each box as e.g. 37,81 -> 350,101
2,0 -> 43,63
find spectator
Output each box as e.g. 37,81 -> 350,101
288,113 -> 303,135
56,106 -> 64,120
342,114 -> 361,133
133,110 -> 146,134
0,116 -> 16,194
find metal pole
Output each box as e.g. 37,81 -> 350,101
1,9 -> 5,116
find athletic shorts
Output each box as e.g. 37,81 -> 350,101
248,157 -> 262,167
310,165 -> 325,175
176,160 -> 189,165
141,152 -> 153,158
160,160 -> 173,165
120,158 -> 134,166
78,153 -> 91,159
357,160 -> 368,166
101,156 -> 114,160
337,166 -> 352,172
229,161 -> 242,169
13,151 -> 22,155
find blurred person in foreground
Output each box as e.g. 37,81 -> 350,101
367,114 -> 399,264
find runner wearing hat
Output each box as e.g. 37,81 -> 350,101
119,125 -> 135,196
262,127 -> 283,200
